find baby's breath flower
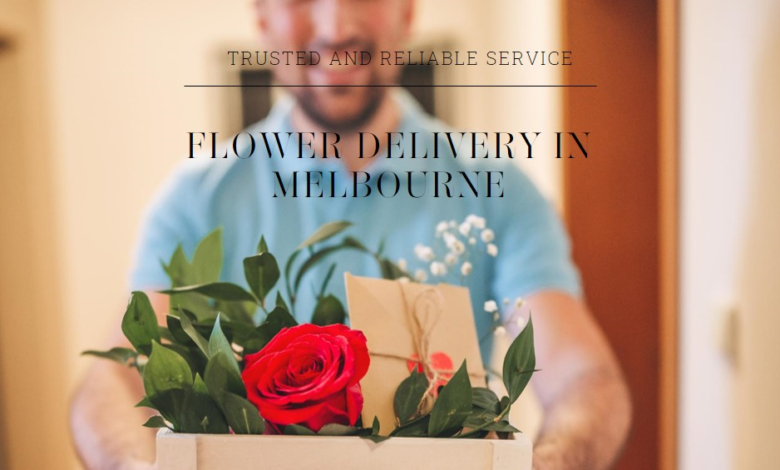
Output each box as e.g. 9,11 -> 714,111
415,244 -> 435,262
514,297 -> 524,309
451,240 -> 465,255
466,214 -> 486,229
443,232 -> 457,249
484,300 -> 498,313
515,315 -> 528,329
460,261 -> 473,276
459,222 -> 471,236
494,326 -> 507,337
469,237 -> 477,245
414,269 -> 428,282
445,253 -> 457,266
430,261 -> 447,277
480,229 -> 495,243
398,276 -> 411,283
397,258 -> 407,271
487,243 -> 498,257
503,298 -> 510,306
449,220 -> 457,228
436,221 -> 449,234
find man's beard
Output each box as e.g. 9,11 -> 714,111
294,86 -> 386,133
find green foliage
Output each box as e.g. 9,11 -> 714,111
428,362 -> 473,437
393,370 -> 429,425
311,295 -> 346,326
83,220 -> 536,439
121,292 -> 160,356
503,316 -> 536,403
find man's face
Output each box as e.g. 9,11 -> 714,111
257,0 -> 412,131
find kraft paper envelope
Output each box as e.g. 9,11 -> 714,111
344,274 -> 486,435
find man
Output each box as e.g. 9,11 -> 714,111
70,0 -> 631,468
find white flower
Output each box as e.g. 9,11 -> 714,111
487,243 -> 498,257
484,300 -> 498,313
459,221 -> 471,236
503,298 -> 510,306
397,276 -> 410,283
444,253 -> 457,265
436,221 -> 449,234
415,244 -> 435,262
494,326 -> 507,337
515,315 -> 528,329
466,214 -> 486,229
430,261 -> 447,277
451,240 -> 465,255
449,220 -> 457,228
461,262 -> 473,276
469,237 -> 477,245
480,229 -> 495,243
414,269 -> 428,282
514,297 -> 524,309
397,258 -> 407,271
443,232 -> 457,249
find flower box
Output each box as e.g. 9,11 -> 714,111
156,429 -> 532,470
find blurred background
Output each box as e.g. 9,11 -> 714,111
0,0 -> 778,469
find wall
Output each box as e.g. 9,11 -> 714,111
0,1 -> 72,469
679,0 -> 780,469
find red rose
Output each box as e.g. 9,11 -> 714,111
242,324 -> 370,432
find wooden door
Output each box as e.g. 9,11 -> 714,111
562,1 -> 678,469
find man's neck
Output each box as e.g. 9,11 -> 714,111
289,93 -> 401,172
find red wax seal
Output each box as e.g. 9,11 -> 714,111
407,352 -> 455,397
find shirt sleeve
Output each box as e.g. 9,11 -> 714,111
488,164 -> 583,306
128,165 -> 206,292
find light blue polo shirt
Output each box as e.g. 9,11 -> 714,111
129,90 -> 581,358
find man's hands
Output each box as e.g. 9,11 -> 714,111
70,293 -> 170,470
517,291 -> 632,470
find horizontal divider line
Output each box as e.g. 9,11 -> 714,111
184,84 -> 598,88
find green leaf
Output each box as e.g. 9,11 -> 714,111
428,361 -> 473,437
135,396 -> 155,409
283,424 -> 316,435
243,307 -> 297,355
204,351 -> 246,400
179,387 -> 230,434
81,347 -> 137,366
379,258 -> 408,281
143,341 -> 193,399
221,392 -> 265,434
142,416 -> 170,429
390,414 -> 431,437
178,313 -> 210,356
121,292 -> 161,356
471,387 -> 501,413
311,295 -> 346,326
275,292 -> 290,312
163,244 -> 193,287
318,263 -> 337,300
297,221 -> 352,250
243,252 -> 280,305
214,300 -> 256,326
394,370 -> 429,425
208,316 -> 237,367
162,283 -> 257,303
257,236 -> 268,254
503,315 -> 536,403
192,228 -> 223,284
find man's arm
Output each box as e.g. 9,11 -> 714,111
70,293 -> 170,470
517,291 -> 632,470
